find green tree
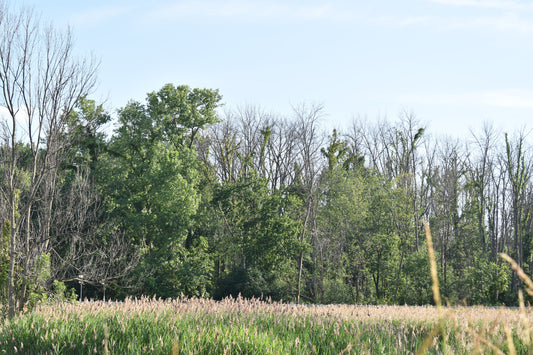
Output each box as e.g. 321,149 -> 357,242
317,131 -> 406,303
212,172 -> 301,299
101,84 -> 221,298
146,83 -> 221,148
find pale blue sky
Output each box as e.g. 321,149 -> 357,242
19,0 -> 533,137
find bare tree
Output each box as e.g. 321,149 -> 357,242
205,105 -> 301,190
428,138 -> 467,290
467,123 -> 498,255
292,103 -> 325,303
504,131 -> 531,292
0,3 -> 97,318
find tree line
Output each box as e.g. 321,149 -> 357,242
1,3 -> 532,318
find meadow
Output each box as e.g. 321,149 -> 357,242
0,295 -> 531,354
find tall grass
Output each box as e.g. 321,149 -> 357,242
0,295 -> 531,354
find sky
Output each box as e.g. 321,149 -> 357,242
16,0 -> 533,138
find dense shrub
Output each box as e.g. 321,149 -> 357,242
214,267 -> 269,300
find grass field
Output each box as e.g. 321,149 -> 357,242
0,296 -> 531,354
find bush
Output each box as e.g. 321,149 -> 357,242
214,267 -> 269,300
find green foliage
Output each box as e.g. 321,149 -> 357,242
457,256 -> 510,305
321,278 -> 354,304
146,83 -> 221,148
214,267 -> 270,300
68,97 -> 112,169
176,237 -> 213,298
317,155 -> 408,304
97,83 -> 221,298
51,281 -> 78,303
395,250 -> 433,305
26,254 -> 52,309
212,173 -> 301,290
0,221 -> 10,314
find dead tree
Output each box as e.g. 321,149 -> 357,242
0,3 -> 97,318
